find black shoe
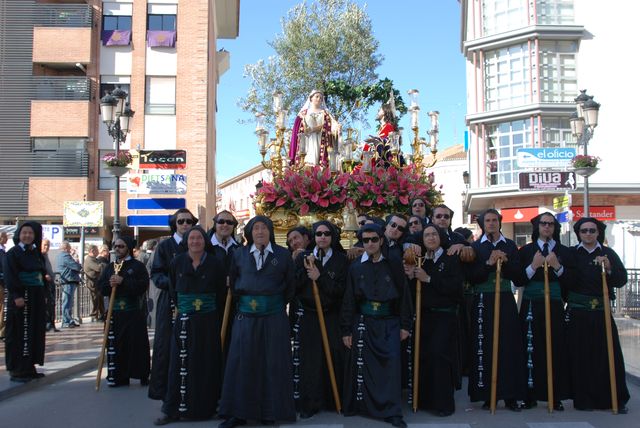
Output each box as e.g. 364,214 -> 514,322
505,400 -> 521,412
154,415 -> 178,426
261,421 -> 275,426
299,410 -> 317,419
53,328 -> 61,332
10,376 -> 32,383
618,406 -> 628,414
437,410 -> 454,417
522,400 -> 537,409
482,401 -> 490,410
384,416 -> 407,428
553,401 -> 564,411
31,372 -> 45,379
219,417 -> 246,428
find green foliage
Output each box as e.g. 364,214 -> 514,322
238,0 -> 383,126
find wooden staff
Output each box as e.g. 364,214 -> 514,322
490,258 -> 502,414
305,253 -> 341,414
601,260 -> 618,414
96,260 -> 123,391
412,256 -> 424,413
220,277 -> 232,352
543,261 -> 554,413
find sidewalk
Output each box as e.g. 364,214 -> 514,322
0,317 -> 638,402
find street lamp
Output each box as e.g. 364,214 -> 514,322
569,89 -> 600,218
100,87 -> 134,242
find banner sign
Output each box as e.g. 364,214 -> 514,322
516,148 -> 576,168
42,225 -> 64,249
500,207 -> 539,223
127,173 -> 187,194
63,201 -> 104,227
571,206 -> 616,221
553,195 -> 571,210
127,198 -> 186,210
519,172 -> 576,191
138,150 -> 186,169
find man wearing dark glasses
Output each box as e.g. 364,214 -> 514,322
566,217 -> 629,413
341,223 -> 412,428
148,208 -> 197,400
383,214 -> 408,262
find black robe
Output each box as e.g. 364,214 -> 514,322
291,249 -> 348,414
149,236 -> 186,399
566,244 -> 630,410
218,244 -> 296,422
99,258 -> 150,386
414,252 -> 463,414
341,254 -> 413,420
3,245 -> 47,377
468,237 -> 527,403
162,252 -> 225,420
518,241 -> 574,403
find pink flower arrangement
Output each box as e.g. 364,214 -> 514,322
255,164 -> 441,215
571,154 -> 600,168
102,151 -> 132,167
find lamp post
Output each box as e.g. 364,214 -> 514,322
100,87 -> 134,242
569,89 -> 600,218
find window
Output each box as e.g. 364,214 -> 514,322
539,117 -> 574,148
537,0 -> 574,25
148,14 -> 176,31
99,83 -> 131,100
484,43 -> 533,111
32,138 -> 86,152
482,0 -> 528,36
539,41 -> 577,103
146,76 -> 176,115
102,15 -> 132,31
486,119 -> 532,186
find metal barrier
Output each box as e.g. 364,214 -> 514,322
33,4 -> 93,28
613,268 -> 640,319
53,279 -> 94,324
34,77 -> 94,101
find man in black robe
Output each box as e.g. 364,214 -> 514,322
154,226 -> 226,425
3,221 -> 48,382
148,208 -> 196,400
518,212 -> 574,410
566,217 -> 629,413
292,220 -> 348,418
98,236 -> 150,387
341,223 -> 412,428
468,209 -> 526,411
218,216 -> 296,428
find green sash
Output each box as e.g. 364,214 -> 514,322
177,293 -> 217,314
18,271 -> 44,287
238,295 -> 284,316
112,296 -> 141,312
474,273 -> 512,294
359,300 -> 392,316
567,291 -> 605,311
523,280 -> 562,301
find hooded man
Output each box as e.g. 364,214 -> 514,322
98,236 -> 150,387
566,217 -> 629,413
518,212 -> 575,410
468,209 -> 526,411
148,208 -> 196,400
341,223 -> 412,428
3,222 -> 48,382
291,220 -> 348,418
218,216 -> 296,428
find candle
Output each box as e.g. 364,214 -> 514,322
411,107 -> 420,128
429,111 -> 439,130
272,91 -> 283,113
329,151 -> 338,172
408,89 -> 419,109
298,133 -> 307,155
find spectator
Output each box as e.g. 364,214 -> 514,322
84,245 -> 105,321
56,241 -> 82,328
40,239 -> 59,332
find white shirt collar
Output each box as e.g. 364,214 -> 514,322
18,242 -> 36,251
251,242 -> 273,270
361,251 -> 385,263
0,243 -> 6,251
313,246 -> 333,266
211,233 -> 237,252
425,247 -> 444,263
577,241 -> 602,254
480,233 -> 507,246
537,238 -> 556,251
173,232 -> 183,245
250,242 -> 273,255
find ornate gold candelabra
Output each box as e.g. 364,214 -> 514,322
407,89 -> 439,170
255,91 -> 291,179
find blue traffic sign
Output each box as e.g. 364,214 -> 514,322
126,215 -> 172,227
127,198 -> 186,210
556,211 -> 571,223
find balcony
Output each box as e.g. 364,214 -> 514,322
34,76 -> 94,101
32,150 -> 90,177
33,5 -> 93,66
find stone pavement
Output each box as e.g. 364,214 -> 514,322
0,317 -> 638,403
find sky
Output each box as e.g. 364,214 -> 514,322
216,0 -> 466,182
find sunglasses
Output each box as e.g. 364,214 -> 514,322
412,202 -> 425,208
315,231 -> 331,237
580,228 -> 597,234
389,222 -> 406,233
358,220 -> 367,226
113,244 -> 126,249
216,219 -> 236,226
362,236 -> 380,244
539,221 -> 555,227
177,218 -> 194,225
409,220 -> 421,226
434,213 -> 450,220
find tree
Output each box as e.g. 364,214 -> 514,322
239,0 -> 383,127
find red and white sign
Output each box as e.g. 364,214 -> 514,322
570,206 -> 616,221
500,207 -> 539,223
